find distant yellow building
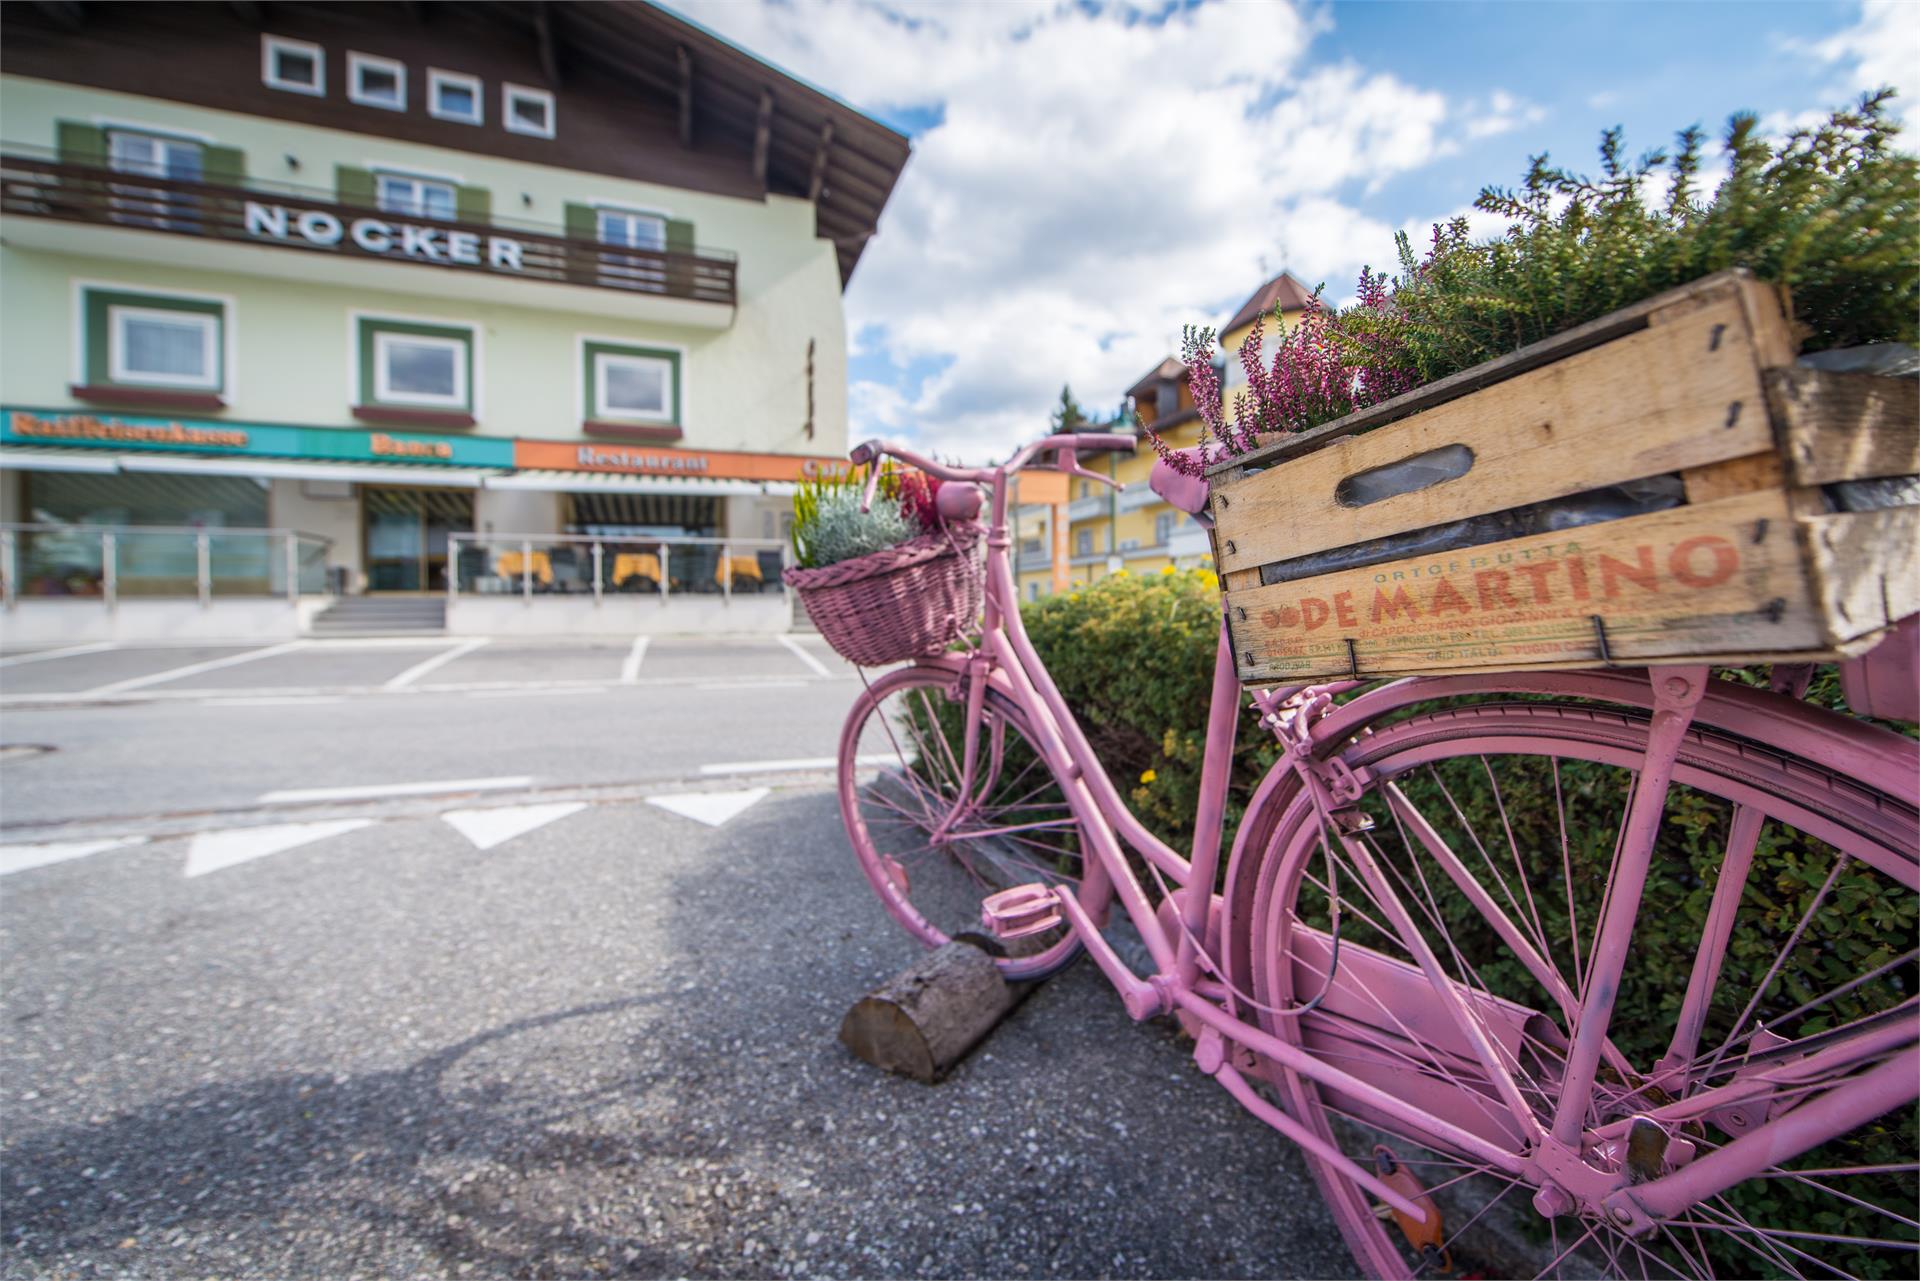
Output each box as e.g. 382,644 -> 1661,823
1016,272 -> 1314,600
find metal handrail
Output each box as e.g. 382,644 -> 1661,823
445,531 -> 791,609
1,522 -> 333,611
0,520 -> 333,543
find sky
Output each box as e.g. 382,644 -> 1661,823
671,0 -> 1919,461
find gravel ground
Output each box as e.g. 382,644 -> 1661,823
1,785 -> 1353,1279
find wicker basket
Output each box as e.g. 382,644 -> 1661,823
784,523 -> 984,665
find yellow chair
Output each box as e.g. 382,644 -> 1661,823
612,552 -> 663,591
719,555 -> 763,590
495,550 -> 553,586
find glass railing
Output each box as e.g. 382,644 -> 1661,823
446,533 -> 789,603
0,523 -> 334,607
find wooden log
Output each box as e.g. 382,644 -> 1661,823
839,937 -> 1030,1083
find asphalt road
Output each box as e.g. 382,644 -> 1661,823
0,634 -> 1354,1278
1,636 -> 859,829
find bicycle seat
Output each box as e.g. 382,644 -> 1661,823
1150,451 -> 1211,515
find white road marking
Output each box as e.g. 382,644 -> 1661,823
696,680 -> 807,691
698,753 -> 889,776
184,820 -> 372,878
441,801 -> 588,851
0,641 -> 119,669
646,787 -> 769,828
620,636 -> 651,685
203,696 -> 345,707
777,633 -> 833,677
0,835 -> 147,877
469,686 -> 609,698
84,641 -> 309,695
383,637 -> 489,690
258,775 -> 533,804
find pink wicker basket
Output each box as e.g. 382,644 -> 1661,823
783,523 -> 984,665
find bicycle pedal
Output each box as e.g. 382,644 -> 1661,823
981,883 -> 1062,940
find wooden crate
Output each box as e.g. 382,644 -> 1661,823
1207,270 -> 1920,684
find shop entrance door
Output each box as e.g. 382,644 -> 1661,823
363,487 -> 473,592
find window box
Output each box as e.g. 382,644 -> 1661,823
428,69 -> 483,124
503,83 -> 555,138
580,340 -> 681,428
78,286 -> 229,401
356,317 -> 475,421
263,35 -> 325,96
348,52 -> 406,110
582,420 -> 684,443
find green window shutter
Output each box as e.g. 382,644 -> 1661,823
203,145 -> 247,186
664,219 -> 696,297
564,202 -> 597,240
55,120 -> 106,166
665,219 -> 696,254
456,185 -> 490,225
336,165 -> 376,209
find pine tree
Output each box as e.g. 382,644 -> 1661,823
1050,384 -> 1089,432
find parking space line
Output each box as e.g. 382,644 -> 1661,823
384,637 -> 490,690
259,775 -> 533,804
620,636 -> 651,685
0,641 -> 119,669
699,753 -> 889,775
777,633 -> 832,677
697,679 -> 807,691
84,641 -> 310,695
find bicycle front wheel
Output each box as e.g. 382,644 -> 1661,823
837,664 -> 1085,980
1235,698 -> 1918,1280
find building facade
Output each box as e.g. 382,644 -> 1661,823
0,1 -> 908,638
1015,272 -> 1314,600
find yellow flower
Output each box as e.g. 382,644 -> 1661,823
1160,565 -> 1176,575
1139,768 -> 1157,784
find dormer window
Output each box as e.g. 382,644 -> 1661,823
262,35 -> 325,96
428,69 -> 483,125
503,84 -> 556,139
348,52 -> 406,110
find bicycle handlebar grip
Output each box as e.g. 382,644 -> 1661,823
848,441 -> 877,466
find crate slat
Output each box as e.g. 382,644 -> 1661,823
1211,294 -> 1780,577
1767,368 -> 1920,486
1224,489 -> 1832,682
1802,506 -> 1920,644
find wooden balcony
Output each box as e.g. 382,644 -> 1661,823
0,153 -> 738,310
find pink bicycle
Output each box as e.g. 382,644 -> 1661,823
831,432 -> 1918,1280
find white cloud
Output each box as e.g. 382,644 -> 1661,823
678,0 -> 1486,459
1465,90 -> 1546,140
1810,0 -> 1920,105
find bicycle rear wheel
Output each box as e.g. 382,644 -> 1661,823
1234,698 -> 1918,1279
837,664 -> 1084,980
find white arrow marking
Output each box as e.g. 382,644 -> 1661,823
645,788 -> 769,828
441,801 -> 587,851
184,820 -> 372,878
0,836 -> 147,877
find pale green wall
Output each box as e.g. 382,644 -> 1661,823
0,75 -> 849,456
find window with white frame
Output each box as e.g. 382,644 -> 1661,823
1076,529 -> 1092,557
348,52 -> 406,110
595,353 -> 673,420
107,131 -> 204,230
1155,512 -> 1175,545
503,83 -> 555,138
596,209 -> 665,251
375,172 -> 457,221
428,69 -> 483,124
373,332 -> 467,407
109,306 -> 220,389
262,35 -> 325,95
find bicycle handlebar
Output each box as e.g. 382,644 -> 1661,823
847,432 -> 1137,490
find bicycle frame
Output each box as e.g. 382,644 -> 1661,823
851,435 -> 1920,1237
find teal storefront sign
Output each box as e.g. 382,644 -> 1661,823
1,406 -> 513,468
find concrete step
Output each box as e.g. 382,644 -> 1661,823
311,596 -> 446,636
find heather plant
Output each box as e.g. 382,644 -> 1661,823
1163,91 -> 1918,466
794,484 -> 914,569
